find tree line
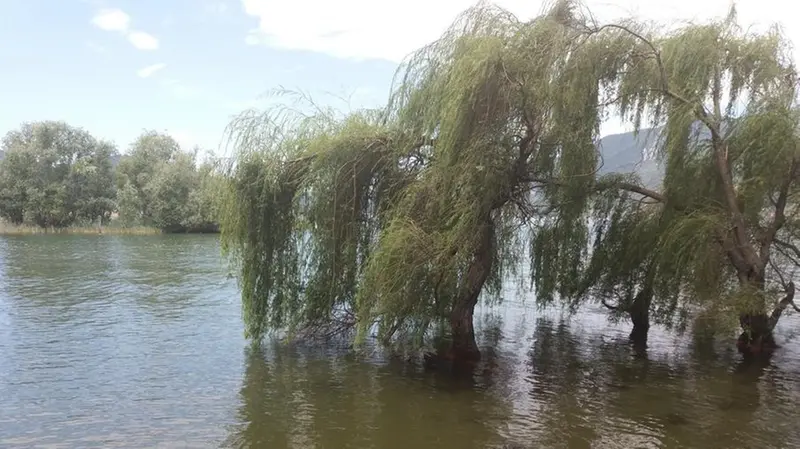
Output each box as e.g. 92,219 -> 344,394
221,1 -> 800,361
0,121 -> 223,232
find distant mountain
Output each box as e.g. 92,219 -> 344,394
596,127 -> 664,187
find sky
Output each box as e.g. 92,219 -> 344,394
0,0 -> 796,155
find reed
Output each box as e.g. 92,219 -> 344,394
0,222 -> 162,236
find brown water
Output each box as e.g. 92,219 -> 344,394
1,235 -> 800,449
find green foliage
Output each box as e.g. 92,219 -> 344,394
115,133 -> 225,232
0,124 -> 224,232
144,151 -> 196,231
183,155 -> 225,232
116,130 -> 180,190
116,131 -> 181,225
531,4 -> 800,334
222,1 -> 628,345
116,181 -> 143,227
221,103 -> 404,341
0,121 -> 117,227
223,0 -> 800,348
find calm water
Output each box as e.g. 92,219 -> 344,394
1,236 -> 800,448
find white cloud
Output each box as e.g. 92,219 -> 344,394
128,31 -> 159,50
137,63 -> 167,78
240,0 -> 800,63
90,8 -> 160,51
91,8 -> 129,32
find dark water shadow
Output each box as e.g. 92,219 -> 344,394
221,310 -> 800,449
497,317 -> 799,449
222,334 -> 517,449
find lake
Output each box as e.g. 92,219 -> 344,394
1,235 -> 800,448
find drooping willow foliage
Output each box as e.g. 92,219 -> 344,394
222,0 -> 800,349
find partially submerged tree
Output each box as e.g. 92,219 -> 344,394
537,5 -> 800,353
222,2 -> 643,359
222,0 -> 800,358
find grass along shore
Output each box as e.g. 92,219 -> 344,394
0,222 -> 161,236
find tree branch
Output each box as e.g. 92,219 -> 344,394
760,159 -> 800,266
615,182 -> 666,203
769,281 -> 798,330
775,238 -> 800,261
522,176 -> 666,203
774,240 -> 800,269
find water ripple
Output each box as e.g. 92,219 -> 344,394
1,235 -> 800,448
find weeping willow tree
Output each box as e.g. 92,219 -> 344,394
532,5 -> 800,354
222,0 -> 800,359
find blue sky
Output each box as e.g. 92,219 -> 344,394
0,0 -> 791,155
0,0 -> 402,153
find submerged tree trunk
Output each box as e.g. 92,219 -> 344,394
450,298 -> 480,360
628,285 -> 652,348
735,269 -> 772,355
735,270 -> 796,357
737,313 -> 776,355
449,220 -> 494,361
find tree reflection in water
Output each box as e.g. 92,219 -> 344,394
224,313 -> 800,449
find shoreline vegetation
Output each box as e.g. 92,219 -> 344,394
0,127 -> 222,235
0,224 -> 159,236
0,221 -> 222,236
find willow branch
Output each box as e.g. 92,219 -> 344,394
522,176 -> 666,203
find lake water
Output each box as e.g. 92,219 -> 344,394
1,235 -> 800,448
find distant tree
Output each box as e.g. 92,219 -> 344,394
112,133 -> 223,232
68,140 -> 117,223
116,180 -> 143,227
183,154 -> 224,232
116,130 -> 180,224
144,150 -> 196,232
0,121 -> 117,227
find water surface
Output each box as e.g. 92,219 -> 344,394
1,235 -> 799,448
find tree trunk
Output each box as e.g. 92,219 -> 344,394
735,269 -> 782,356
737,313 -> 776,356
449,220 -> 494,362
738,280 -> 796,356
628,286 -> 652,348
450,298 -> 480,361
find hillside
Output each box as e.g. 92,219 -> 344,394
597,127 -> 663,187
